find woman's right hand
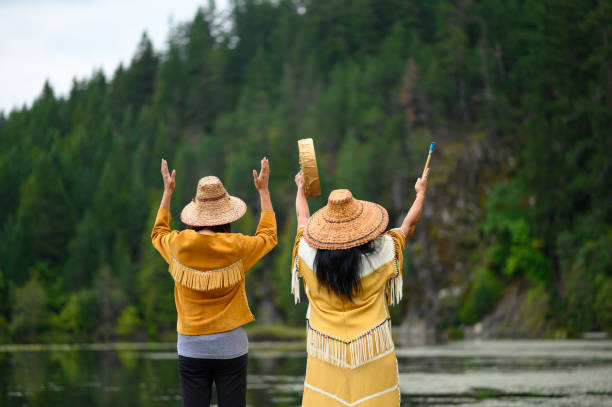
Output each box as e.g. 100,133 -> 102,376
161,159 -> 176,193
400,167 -> 429,238
253,157 -> 270,191
295,170 -> 305,193
415,167 -> 429,196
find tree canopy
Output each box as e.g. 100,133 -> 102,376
0,0 -> 610,342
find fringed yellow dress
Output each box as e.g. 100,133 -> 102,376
291,228 -> 406,407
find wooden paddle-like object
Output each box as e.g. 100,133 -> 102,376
298,138 -> 321,197
422,142 -> 435,178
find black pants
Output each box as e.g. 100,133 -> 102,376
178,354 -> 248,407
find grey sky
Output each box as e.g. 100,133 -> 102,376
0,0 -> 229,114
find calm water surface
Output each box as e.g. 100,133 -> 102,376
1,340 -> 611,406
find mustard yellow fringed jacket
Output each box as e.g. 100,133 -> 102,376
151,208 -> 277,335
291,228 -> 405,368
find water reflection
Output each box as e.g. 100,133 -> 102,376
1,340 -> 611,406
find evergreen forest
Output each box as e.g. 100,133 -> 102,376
0,0 -> 610,343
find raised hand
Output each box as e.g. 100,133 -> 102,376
400,167 -> 429,238
253,157 -> 270,191
415,167 -> 429,196
295,170 -> 305,192
161,158 -> 176,193
294,170 -> 310,228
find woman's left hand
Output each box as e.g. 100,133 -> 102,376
161,159 -> 176,193
295,170 -> 305,192
253,157 -> 270,191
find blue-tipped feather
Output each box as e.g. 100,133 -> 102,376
429,142 -> 435,152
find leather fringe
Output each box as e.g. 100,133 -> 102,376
291,254 -> 301,304
389,272 -> 403,306
306,319 -> 394,369
169,256 -> 244,291
387,236 -> 403,306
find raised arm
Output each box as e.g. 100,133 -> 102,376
253,157 -> 273,212
241,157 -> 277,270
295,170 -> 310,229
152,158 -> 178,263
159,158 -> 176,211
400,167 -> 429,239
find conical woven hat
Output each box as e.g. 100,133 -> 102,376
304,189 -> 388,250
180,176 -> 247,227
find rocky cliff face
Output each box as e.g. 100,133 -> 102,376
396,132 -> 515,345
463,284 -> 553,340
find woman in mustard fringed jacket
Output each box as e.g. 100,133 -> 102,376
290,168 -> 429,407
151,158 -> 277,407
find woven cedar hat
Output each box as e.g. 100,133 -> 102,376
304,189 -> 389,250
180,176 -> 247,227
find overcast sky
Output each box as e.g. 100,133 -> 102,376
0,0 -> 229,114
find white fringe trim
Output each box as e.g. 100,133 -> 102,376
389,266 -> 403,306
291,255 -> 301,304
388,241 -> 403,306
306,319 -> 394,369
169,256 -> 244,291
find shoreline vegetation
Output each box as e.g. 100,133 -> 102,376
2,338 -> 610,353
0,325 -> 307,351
1,330 -> 609,353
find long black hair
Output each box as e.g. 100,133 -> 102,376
191,223 -> 232,233
313,240 -> 378,302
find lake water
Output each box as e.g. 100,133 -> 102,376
1,340 -> 611,406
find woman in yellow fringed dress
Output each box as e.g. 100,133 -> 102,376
291,168 -> 429,406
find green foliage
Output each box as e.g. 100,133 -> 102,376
65,212 -> 103,290
3,152 -> 74,280
9,276 -> 49,342
482,182 -> 551,284
137,204 -> 176,338
116,306 -> 143,338
560,230 -> 612,334
52,289 -> 97,337
0,0 -> 609,341
595,278 -> 612,333
459,268 -> 502,325
518,284 -> 550,337
95,265 -> 129,339
271,217 -> 308,324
